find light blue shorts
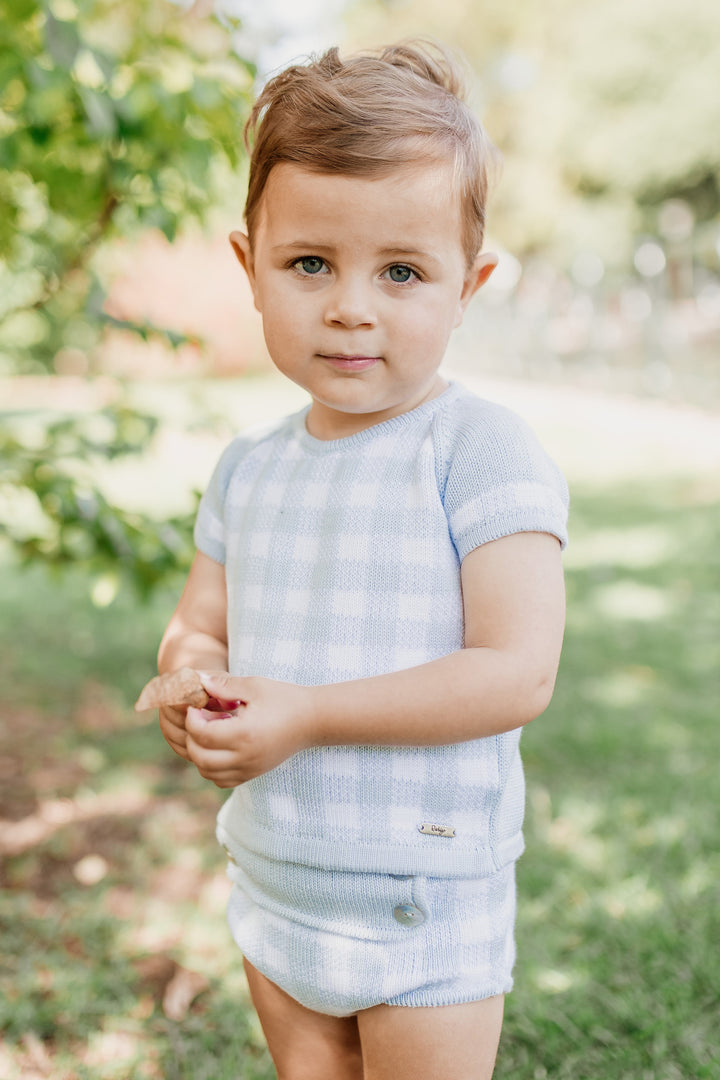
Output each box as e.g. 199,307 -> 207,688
224,848 -> 516,1017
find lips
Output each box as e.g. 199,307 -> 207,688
320,354 -> 381,371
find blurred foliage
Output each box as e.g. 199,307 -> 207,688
0,0 -> 253,375
0,405 -> 197,597
350,0 -> 720,267
0,0 -> 253,593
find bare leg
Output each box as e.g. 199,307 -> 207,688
242,958 -> 364,1080
356,994 -> 504,1080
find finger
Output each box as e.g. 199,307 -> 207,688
162,735 -> 191,760
197,670 -> 246,708
210,775 -> 244,789
185,706 -> 244,748
194,768 -> 244,789
159,713 -> 187,735
159,716 -> 188,745
159,704 -> 187,730
186,734 -> 240,773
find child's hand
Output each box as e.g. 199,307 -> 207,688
184,672 -> 316,788
158,702 -> 192,760
157,668 -> 232,762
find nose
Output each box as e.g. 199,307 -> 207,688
323,275 -> 377,329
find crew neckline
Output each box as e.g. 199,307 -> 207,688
293,381 -> 463,452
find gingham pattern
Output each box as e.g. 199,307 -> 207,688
195,381 -> 569,878
224,849 -> 517,1015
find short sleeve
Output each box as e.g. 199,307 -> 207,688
193,438 -> 246,565
440,400 -> 569,560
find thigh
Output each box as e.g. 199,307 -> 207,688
243,958 -> 363,1080
357,994 -> 505,1080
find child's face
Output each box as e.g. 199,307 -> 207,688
231,162 -> 496,439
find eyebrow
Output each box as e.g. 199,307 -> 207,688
272,241 -> 442,264
378,246 -> 441,264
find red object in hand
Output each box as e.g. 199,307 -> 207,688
203,697 -> 241,717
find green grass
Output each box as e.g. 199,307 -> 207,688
500,479 -> 720,1080
1,474 -> 718,1078
0,560 -> 274,1078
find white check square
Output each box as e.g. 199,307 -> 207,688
321,748 -> 360,778
268,794 -> 299,823
227,480 -> 253,510
401,536 -> 432,565
327,644 -> 363,675
348,483 -> 380,508
272,639 -> 301,667
293,535 -> 320,561
389,805 -> 421,833
234,634 -> 255,663
324,800 -> 362,829
285,588 -> 311,614
332,590 -> 367,617
458,756 -> 499,787
249,531 -> 272,557
261,482 -> 286,507
397,593 -> 432,620
391,753 -> 428,784
337,534 -> 371,561
302,482 -> 331,509
242,583 -> 263,611
393,647 -> 428,669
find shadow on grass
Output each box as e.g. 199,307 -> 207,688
0,561 -> 273,1079
0,473 -> 718,1078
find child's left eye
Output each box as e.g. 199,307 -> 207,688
292,256 -> 327,276
385,264 -> 417,284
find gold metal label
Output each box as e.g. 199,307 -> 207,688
418,822 -> 456,838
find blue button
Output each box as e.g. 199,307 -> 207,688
393,903 -> 425,927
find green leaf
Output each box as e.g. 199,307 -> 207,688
77,86 -> 117,137
44,11 -> 81,70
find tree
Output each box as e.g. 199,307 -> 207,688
0,0 -> 253,595
347,0 -> 720,266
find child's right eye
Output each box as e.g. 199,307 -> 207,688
292,256 -> 327,276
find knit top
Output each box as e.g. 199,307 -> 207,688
194,381 -> 569,878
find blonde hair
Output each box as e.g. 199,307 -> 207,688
243,39 -> 500,266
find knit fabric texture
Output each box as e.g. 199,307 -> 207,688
194,381 -> 569,878
224,852 -> 517,1015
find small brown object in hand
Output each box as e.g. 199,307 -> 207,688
134,667 -> 209,712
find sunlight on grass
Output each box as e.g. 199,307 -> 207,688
680,860 -> 717,900
591,580 -> 673,621
82,1024 -> 160,1079
533,968 -> 580,994
532,793 -> 613,873
582,664 -> 658,707
563,524 -> 675,569
597,875 -> 663,920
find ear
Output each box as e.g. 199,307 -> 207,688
229,230 -> 261,311
455,251 -> 498,327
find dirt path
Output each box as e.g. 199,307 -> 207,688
444,363 -> 720,488
3,369 -> 718,496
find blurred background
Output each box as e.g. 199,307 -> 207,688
1,1 -> 718,1077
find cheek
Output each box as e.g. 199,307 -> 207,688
396,296 -> 457,345
261,318 -> 288,359
260,294 -> 307,345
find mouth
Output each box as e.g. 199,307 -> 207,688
319,354 -> 381,372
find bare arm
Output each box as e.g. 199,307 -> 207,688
186,532 -> 565,786
157,551 -> 228,759
158,551 -> 229,673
